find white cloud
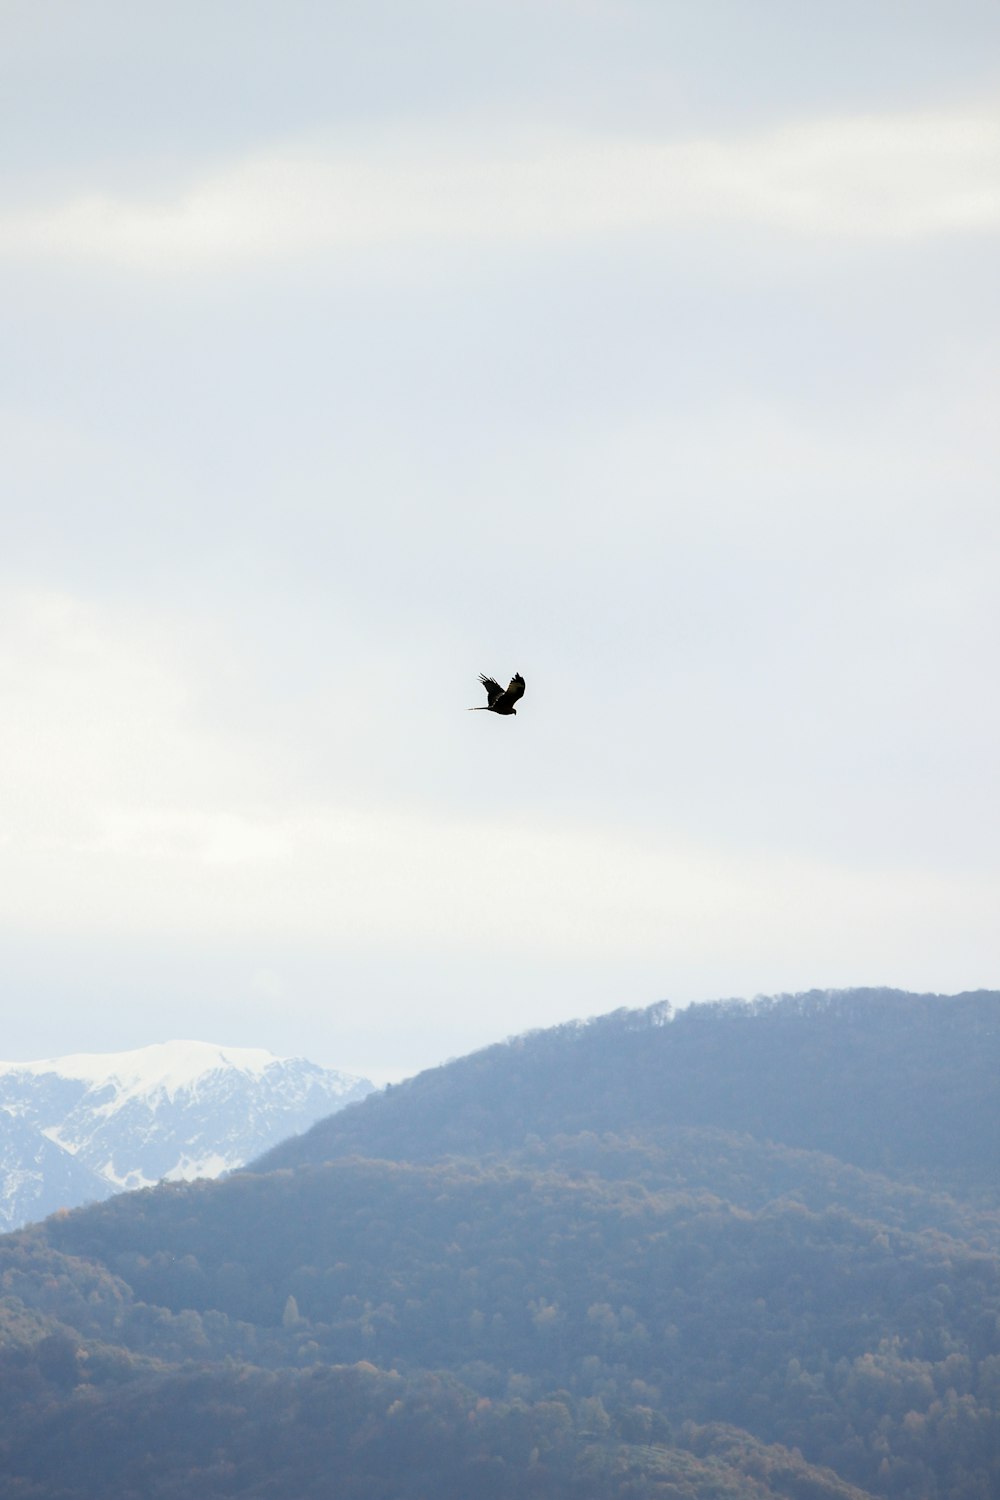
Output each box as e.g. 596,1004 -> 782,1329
1,110 -> 997,271
1,588 -> 997,1056
3,779 -> 997,994
0,590 -> 988,960
0,589 -> 262,837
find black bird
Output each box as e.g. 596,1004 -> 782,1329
470,672 -> 525,716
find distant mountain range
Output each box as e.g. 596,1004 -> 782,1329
0,1040 -> 374,1231
0,989 -> 997,1499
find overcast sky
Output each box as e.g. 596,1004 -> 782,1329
2,1 -> 998,1080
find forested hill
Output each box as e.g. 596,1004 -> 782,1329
256,988 -> 1000,1194
1,987 -> 997,1499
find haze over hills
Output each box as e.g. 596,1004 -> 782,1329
0,989 -> 997,1499
0,1040 -> 374,1231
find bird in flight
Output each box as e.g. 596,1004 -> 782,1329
470,672 -> 525,716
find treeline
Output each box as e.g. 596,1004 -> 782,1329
256,989 -> 1000,1194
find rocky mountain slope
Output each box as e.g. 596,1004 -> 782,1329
0,1040 -> 374,1230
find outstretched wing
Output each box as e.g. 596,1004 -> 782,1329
478,673 -> 504,707
490,672 -> 526,712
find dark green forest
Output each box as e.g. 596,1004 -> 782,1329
1,989 -> 997,1498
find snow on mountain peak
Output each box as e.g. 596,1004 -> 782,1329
1,1040 -> 290,1104
0,1040 -> 376,1231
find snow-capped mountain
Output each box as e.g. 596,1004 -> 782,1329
0,1041 -> 375,1232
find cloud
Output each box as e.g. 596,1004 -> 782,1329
3,776 -> 998,994
0,588 -> 263,836
2,110 -> 997,271
1,587 -> 997,1057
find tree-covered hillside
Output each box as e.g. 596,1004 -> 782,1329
0,1347 -> 875,1500
0,989 -> 997,1499
257,989 -> 1000,1195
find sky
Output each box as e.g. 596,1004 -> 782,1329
1,1 -> 998,1082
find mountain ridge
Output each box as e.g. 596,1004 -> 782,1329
254,986 -> 1000,1195
0,988 -> 996,1498
0,1039 -> 374,1230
